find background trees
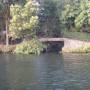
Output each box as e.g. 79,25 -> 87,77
1,0 -> 90,39
61,0 -> 90,32
38,0 -> 61,37
1,0 -> 90,38
9,0 -> 39,39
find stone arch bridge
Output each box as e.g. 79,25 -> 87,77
39,38 -> 64,52
39,38 -> 90,52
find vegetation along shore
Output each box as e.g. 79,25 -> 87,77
0,0 -> 90,54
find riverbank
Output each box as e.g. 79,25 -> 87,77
0,45 -> 16,53
0,38 -> 90,54
62,38 -> 90,53
0,39 -> 45,54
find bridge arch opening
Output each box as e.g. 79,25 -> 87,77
39,38 -> 64,53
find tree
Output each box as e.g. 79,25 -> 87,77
75,0 -> 90,32
61,1 -> 80,31
9,0 -> 39,39
0,1 -> 5,32
61,0 -> 90,32
38,0 -> 61,37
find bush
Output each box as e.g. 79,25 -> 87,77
71,45 -> 90,53
14,39 -> 46,55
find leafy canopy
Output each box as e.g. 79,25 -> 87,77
9,0 -> 39,38
61,0 -> 90,32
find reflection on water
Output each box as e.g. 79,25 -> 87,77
0,53 -> 90,90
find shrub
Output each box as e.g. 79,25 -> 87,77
14,39 -> 46,55
71,45 -> 90,53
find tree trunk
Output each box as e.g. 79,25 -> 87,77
6,17 -> 9,46
5,3 -> 10,46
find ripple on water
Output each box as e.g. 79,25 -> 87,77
0,53 -> 90,90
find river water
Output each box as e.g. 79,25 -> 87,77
0,53 -> 90,90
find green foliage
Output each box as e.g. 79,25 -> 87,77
14,39 -> 46,55
61,0 -> 90,32
39,0 -> 61,37
63,31 -> 90,41
75,11 -> 86,29
61,2 -> 80,30
71,45 -> 90,53
0,1 -> 4,12
43,0 -> 57,17
75,1 -> 90,31
9,0 -> 39,39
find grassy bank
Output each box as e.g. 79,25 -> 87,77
63,31 -> 90,41
0,45 -> 16,53
62,45 -> 90,53
62,41 -> 90,53
0,39 -> 46,55
70,45 -> 90,53
62,31 -> 90,53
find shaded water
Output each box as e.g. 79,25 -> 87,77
0,53 -> 90,90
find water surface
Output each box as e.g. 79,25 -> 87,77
0,53 -> 90,90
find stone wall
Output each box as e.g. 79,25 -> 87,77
62,38 -> 90,52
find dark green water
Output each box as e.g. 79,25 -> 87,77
0,53 -> 90,90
